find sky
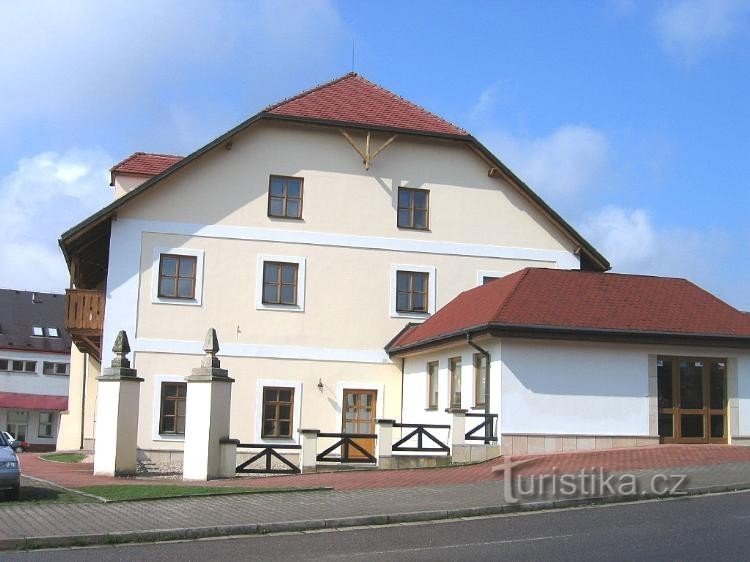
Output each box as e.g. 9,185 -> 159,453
1,0 -> 748,309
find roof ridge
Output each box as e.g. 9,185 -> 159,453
263,72 -> 358,113
351,74 -> 468,136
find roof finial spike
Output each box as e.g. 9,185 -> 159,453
111,330 -> 131,368
202,328 -> 221,369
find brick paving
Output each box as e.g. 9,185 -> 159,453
20,444 -> 750,491
2,445 -> 749,548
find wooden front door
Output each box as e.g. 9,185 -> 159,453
658,357 -> 727,444
342,389 -> 377,459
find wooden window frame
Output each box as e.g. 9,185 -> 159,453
262,387 -> 295,439
267,175 -> 304,220
38,411 -> 54,438
0,359 -> 8,371
43,362 -> 68,375
426,361 -> 439,410
396,270 -> 429,314
262,261 -> 299,306
397,187 -> 430,230
157,254 -> 197,300
159,382 -> 187,435
473,353 -> 487,407
449,357 -> 462,409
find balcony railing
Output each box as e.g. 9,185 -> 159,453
65,289 -> 104,360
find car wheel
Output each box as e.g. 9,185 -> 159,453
7,486 -> 20,501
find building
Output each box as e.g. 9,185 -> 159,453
58,73 -> 749,470
389,268 -> 750,454
0,290 -> 70,451
58,73 -> 609,463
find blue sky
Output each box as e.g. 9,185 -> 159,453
1,0 -> 748,309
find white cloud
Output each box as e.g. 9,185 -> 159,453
469,85 -> 499,122
654,0 -> 750,63
0,149 -> 113,292
482,125 -> 610,204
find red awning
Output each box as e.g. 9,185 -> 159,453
0,392 -> 68,411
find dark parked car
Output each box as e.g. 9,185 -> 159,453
0,432 -> 20,500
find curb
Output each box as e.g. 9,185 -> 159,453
3,481 -> 750,551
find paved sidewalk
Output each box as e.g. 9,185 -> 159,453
2,445 -> 750,550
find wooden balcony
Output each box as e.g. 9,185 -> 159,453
65,289 -> 104,361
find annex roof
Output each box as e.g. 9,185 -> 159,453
0,392 -> 68,411
0,290 -> 71,354
387,268 -> 750,354
109,152 -> 183,185
266,73 -> 468,137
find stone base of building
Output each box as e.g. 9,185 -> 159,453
501,433 -> 660,457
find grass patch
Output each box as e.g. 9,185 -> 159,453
77,484 -> 327,502
40,452 -> 87,463
0,478 -> 97,507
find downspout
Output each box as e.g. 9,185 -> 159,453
466,333 -> 492,444
400,357 -> 405,424
80,353 -> 88,450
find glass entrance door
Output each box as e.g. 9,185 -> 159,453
658,357 -> 727,444
341,389 -> 377,459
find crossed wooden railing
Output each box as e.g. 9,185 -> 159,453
235,443 -> 301,474
316,433 -> 377,464
392,423 -> 451,454
465,413 -> 498,443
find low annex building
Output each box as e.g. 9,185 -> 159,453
0,290 -> 70,451
387,268 -> 750,455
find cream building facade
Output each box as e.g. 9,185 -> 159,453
59,74 -> 608,462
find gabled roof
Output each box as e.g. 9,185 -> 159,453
0,290 -> 71,354
387,268 -> 750,354
266,73 -> 468,137
60,73 -> 610,272
109,152 -> 183,186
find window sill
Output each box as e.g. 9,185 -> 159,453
391,310 -> 430,320
155,434 -> 185,442
153,297 -> 202,307
424,407 -> 438,411
268,215 -> 304,221
471,405 -> 487,411
257,303 -> 304,313
397,226 -> 431,233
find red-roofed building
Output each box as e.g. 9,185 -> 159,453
388,268 -> 750,455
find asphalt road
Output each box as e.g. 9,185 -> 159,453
8,491 -> 750,561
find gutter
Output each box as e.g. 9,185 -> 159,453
466,333 -> 491,444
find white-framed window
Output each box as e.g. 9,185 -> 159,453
43,362 -> 69,376
255,255 -> 306,312
46,327 -> 59,337
476,270 -> 510,286
11,360 -> 37,373
255,379 -> 303,444
32,326 -> 43,336
151,247 -> 205,306
390,264 -> 437,318
152,375 -> 187,442
38,412 -> 54,438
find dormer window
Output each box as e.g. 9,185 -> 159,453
32,326 -> 43,337
268,175 -> 303,219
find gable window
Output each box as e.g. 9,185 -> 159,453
397,187 -> 429,230
473,353 -> 487,407
32,326 -> 43,336
263,262 -> 299,306
159,382 -> 187,435
262,387 -> 295,438
396,271 -> 428,313
449,357 -> 462,409
158,254 -> 197,300
427,361 -> 439,410
47,327 -> 59,337
268,175 -> 303,219
43,362 -> 69,376
38,412 -> 54,438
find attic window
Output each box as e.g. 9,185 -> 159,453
32,326 -> 43,337
47,328 -> 59,338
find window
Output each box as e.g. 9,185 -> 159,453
159,382 -> 187,435
427,361 -> 439,409
0,359 -> 8,371
38,412 -> 54,438
396,271 -> 429,313
12,360 -> 36,373
158,254 -> 197,299
43,362 -> 69,376
262,387 -> 295,438
263,262 -> 298,305
46,327 -> 59,337
482,276 -> 500,284
449,357 -> 462,409
397,187 -> 429,230
32,326 -> 43,336
474,353 -> 487,407
268,175 -> 303,219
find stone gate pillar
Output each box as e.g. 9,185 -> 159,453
93,331 -> 143,476
183,329 -> 235,481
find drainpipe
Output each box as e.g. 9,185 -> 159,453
80,353 -> 88,450
399,357 -> 405,423
466,333 -> 491,444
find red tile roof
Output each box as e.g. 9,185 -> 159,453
266,73 -> 468,137
388,268 -> 750,352
0,392 -> 68,411
109,152 -> 183,185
